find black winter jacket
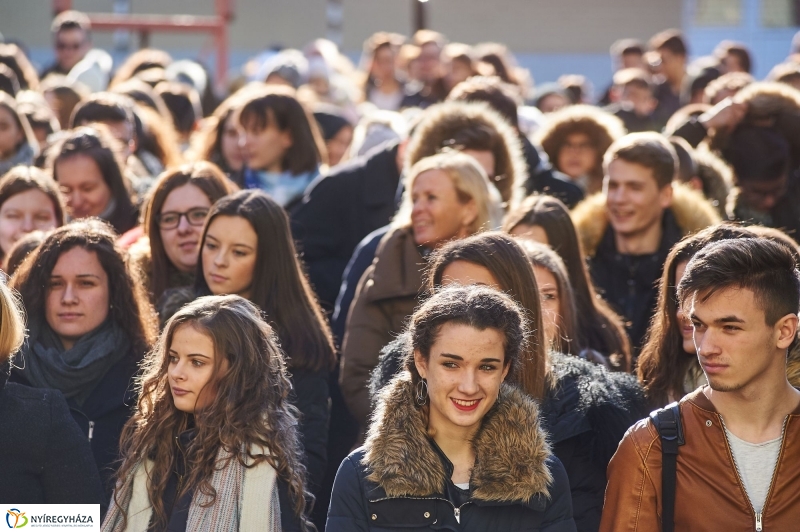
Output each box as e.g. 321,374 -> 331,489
521,136 -> 584,209
369,338 -> 648,532
0,361 -> 104,505
11,352 -> 140,500
290,142 -> 402,312
328,376 -> 576,532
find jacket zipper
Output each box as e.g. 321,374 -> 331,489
719,415 -> 789,532
88,421 -> 95,441
69,407 -> 95,442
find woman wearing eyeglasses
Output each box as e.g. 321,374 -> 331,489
129,162 -> 237,320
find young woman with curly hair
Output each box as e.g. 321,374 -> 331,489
10,219 -> 158,497
102,295 -> 313,531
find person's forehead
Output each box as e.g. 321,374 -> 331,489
690,285 -> 760,316
56,27 -> 87,41
607,159 -> 657,184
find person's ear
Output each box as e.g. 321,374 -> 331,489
659,182 -> 674,209
460,199 -> 478,231
279,129 -> 293,150
414,349 -> 428,379
775,313 -> 799,350
501,361 -> 511,382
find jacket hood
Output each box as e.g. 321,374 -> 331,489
362,372 -> 552,502
571,182 -> 721,257
404,100 -> 528,207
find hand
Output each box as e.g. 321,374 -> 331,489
699,98 -> 748,131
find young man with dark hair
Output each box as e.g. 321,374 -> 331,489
572,132 -> 719,354
447,75 -> 584,207
604,68 -> 659,132
649,29 -> 688,128
601,237 -> 800,531
41,10 -> 92,79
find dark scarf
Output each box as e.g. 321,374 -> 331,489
17,318 -> 129,405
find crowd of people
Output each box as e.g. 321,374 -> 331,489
3,8 -> 800,531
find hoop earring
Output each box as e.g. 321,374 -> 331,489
416,378 -> 428,406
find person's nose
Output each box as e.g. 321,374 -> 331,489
213,248 -> 228,268
695,329 -> 720,358
457,369 -> 480,396
169,359 -> 186,382
176,214 -> 193,235
21,214 -> 34,232
61,282 -> 78,305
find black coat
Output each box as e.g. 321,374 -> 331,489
328,377 -> 576,532
10,352 -> 140,499
521,136 -> 584,209
0,362 -> 104,505
291,365 -> 331,494
369,338 -> 648,532
290,142 -> 402,312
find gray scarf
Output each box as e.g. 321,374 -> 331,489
0,142 -> 35,176
18,318 -> 129,405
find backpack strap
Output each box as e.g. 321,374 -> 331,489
649,402 -> 685,532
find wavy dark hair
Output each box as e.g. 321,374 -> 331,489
503,194 -> 631,371
196,189 -> 335,372
637,223 -> 754,407
142,161 -> 238,302
113,295 -> 311,530
426,232 -> 548,400
238,85 -> 328,174
404,284 -> 527,421
0,165 -> 65,258
0,91 -> 38,160
10,218 -> 158,358
50,126 -> 138,234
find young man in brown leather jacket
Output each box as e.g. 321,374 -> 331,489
600,237 -> 800,531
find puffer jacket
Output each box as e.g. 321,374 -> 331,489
327,374 -> 576,531
369,336 -> 649,532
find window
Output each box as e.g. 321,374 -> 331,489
761,0 -> 800,27
694,0 -> 743,26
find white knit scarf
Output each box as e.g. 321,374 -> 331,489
101,445 -> 281,532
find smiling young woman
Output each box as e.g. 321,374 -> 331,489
103,295 -> 314,531
328,284 -> 576,531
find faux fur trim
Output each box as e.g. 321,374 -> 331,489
404,100 -> 528,207
571,183 -> 721,257
788,345 -> 800,389
363,373 -> 552,502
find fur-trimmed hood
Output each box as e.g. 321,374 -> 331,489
571,183 -> 721,257
363,372 -> 552,503
404,100 -> 528,207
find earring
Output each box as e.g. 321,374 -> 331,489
416,378 -> 428,406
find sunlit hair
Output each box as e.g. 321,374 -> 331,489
518,239 -> 580,356
426,232 -> 547,400
0,166 -> 65,258
503,194 -> 631,370
141,162 -> 238,302
188,91 -> 246,174
195,189 -> 335,372
113,295 -> 311,529
404,284 -> 527,419
392,150 -> 503,235
10,218 -> 157,356
638,224 -> 755,407
0,278 -> 25,366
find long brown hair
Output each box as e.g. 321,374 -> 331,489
0,92 -> 38,160
10,218 -> 158,357
426,232 -> 548,400
637,224 -> 754,407
503,194 -> 632,371
114,295 -> 311,529
189,92 -> 245,174
195,190 -> 335,372
142,162 -> 238,302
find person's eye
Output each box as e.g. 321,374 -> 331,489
480,364 -> 498,371
79,280 -> 96,287
3,212 -> 20,220
48,279 -> 64,289
192,359 -> 205,367
81,184 -> 97,193
204,241 -> 218,250
542,293 -> 556,301
168,355 -> 179,364
188,209 -> 209,223
723,325 -> 740,332
233,249 -> 248,257
34,213 -> 53,222
442,361 -> 458,368
160,214 -> 179,226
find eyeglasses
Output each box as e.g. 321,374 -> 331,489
156,208 -> 209,229
56,41 -> 86,51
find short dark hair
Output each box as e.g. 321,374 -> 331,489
405,284 -> 527,388
447,76 -> 520,129
678,238 -> 800,326
723,126 -> 790,183
604,132 -> 677,188
154,81 -> 201,136
650,29 -> 688,57
611,38 -> 645,59
715,40 -> 752,73
70,92 -> 136,136
51,10 -> 92,35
